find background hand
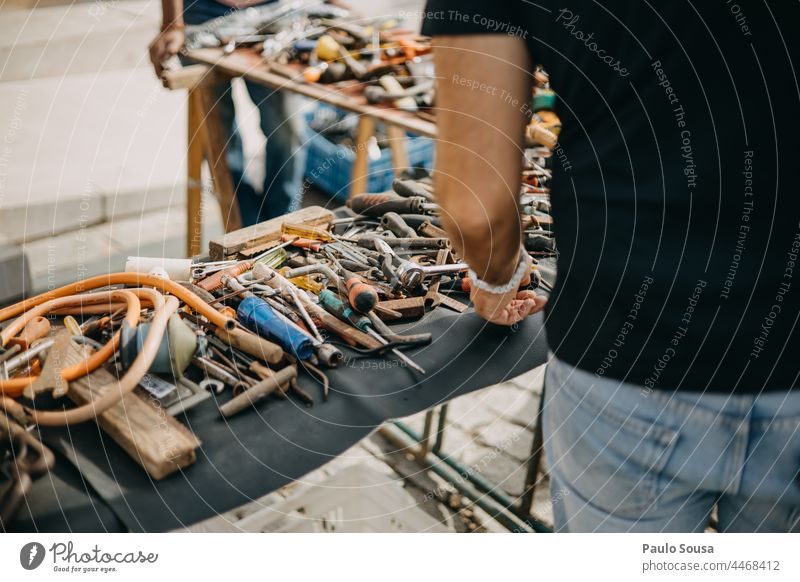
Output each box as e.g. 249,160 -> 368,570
149,27 -> 184,78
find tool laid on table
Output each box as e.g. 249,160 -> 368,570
0,158 -> 554,486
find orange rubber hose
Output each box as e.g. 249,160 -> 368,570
0,290 -> 141,397
1,296 -> 179,426
0,288 -> 166,397
0,272 -> 233,331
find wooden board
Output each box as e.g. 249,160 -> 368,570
184,48 -> 437,138
69,364 -> 201,480
208,205 -> 334,260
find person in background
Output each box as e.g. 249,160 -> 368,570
149,0 -> 307,225
423,1 -> 800,532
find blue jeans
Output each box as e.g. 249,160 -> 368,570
543,355 -> 800,532
184,0 -> 307,224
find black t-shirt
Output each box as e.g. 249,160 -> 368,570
422,1 -> 800,393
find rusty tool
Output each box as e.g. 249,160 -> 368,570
197,261 -> 253,292
357,236 -> 450,250
376,297 -> 426,319
380,212 -> 417,238
418,221 -> 448,239
1,412 -> 55,523
319,290 -> 425,374
7,316 -> 51,350
363,327 -> 425,374
219,365 -> 297,418
424,249 -> 450,309
212,325 -> 284,365
195,240 -> 297,291
193,356 -> 251,394
324,251 -> 379,314
373,238 -> 466,289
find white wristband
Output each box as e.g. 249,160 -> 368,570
468,248 -> 529,295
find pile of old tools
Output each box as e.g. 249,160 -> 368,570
271,17 -> 433,110
184,0 -> 350,52
519,66 -> 559,254
0,173 -> 553,489
184,0 -> 434,114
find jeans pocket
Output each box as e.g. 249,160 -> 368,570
545,365 -> 680,517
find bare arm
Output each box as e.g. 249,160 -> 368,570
160,0 -> 184,29
149,0 -> 185,77
433,35 -> 545,323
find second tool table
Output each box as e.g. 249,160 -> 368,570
165,47 -> 437,256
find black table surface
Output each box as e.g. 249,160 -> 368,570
6,274 -> 552,533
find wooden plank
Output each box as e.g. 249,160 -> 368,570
386,124 -> 410,178
350,115 -> 375,198
209,205 -> 334,259
187,88 -> 205,256
69,364 -> 201,480
185,48 -> 436,138
161,64 -> 214,91
197,84 -> 242,233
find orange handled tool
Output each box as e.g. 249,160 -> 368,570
344,274 -> 378,314
196,261 -> 252,292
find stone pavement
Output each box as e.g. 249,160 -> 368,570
185,365 -> 553,533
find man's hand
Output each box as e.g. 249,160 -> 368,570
469,254 -> 547,325
149,27 -> 184,78
471,287 -> 547,326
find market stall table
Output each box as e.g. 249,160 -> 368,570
7,302 -> 549,532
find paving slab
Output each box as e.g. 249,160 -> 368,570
23,220 -> 119,291
460,444 -> 528,498
24,193 -> 222,292
475,421 -> 534,464
0,69 -> 187,240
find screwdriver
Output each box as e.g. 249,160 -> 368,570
197,238 -> 298,292
324,251 -> 379,314
318,290 -> 425,374
344,273 -> 379,314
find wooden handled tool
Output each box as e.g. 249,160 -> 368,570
213,326 -> 284,365
219,365 -> 297,418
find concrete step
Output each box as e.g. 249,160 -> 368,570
0,67 -> 188,242
22,193 -> 223,293
0,0 -> 158,81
